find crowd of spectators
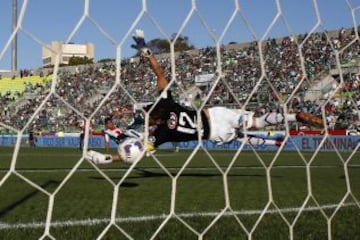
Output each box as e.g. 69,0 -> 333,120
0,27 -> 359,133
19,69 -> 35,78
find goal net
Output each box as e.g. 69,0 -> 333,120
0,0 -> 359,239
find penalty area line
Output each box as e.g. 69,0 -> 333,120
0,202 -> 357,230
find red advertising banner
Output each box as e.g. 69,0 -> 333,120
289,129 -> 347,136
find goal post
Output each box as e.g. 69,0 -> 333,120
0,0 -> 359,239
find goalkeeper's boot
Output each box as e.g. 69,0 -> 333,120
296,112 -> 324,128
86,150 -> 113,164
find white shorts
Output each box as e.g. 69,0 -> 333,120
207,107 -> 253,144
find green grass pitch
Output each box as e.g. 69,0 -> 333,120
0,146 -> 359,239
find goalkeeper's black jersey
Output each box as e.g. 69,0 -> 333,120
147,91 -> 210,147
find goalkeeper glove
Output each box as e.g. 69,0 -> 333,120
144,141 -> 156,157
131,29 -> 153,58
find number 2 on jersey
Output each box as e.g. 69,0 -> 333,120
177,112 -> 197,134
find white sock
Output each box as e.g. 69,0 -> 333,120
255,113 -> 297,128
286,113 -> 297,122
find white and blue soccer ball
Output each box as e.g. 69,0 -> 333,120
118,137 -> 144,164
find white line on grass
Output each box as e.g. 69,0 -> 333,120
1,165 -> 359,174
0,202 -> 357,230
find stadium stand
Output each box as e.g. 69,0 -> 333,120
0,75 -> 50,95
1,27 -> 359,133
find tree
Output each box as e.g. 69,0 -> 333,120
98,58 -> 115,63
144,33 -> 195,55
171,33 -> 195,52
68,56 -> 94,66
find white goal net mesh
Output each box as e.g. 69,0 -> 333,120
0,0 -> 359,239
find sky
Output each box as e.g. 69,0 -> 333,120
0,0 -> 359,70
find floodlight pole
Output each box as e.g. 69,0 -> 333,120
11,0 -> 18,73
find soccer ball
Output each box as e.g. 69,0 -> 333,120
118,138 -> 144,164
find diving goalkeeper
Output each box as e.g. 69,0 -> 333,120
86,29 -> 324,165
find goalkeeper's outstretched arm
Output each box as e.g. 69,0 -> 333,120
148,54 -> 168,92
131,29 -> 168,92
